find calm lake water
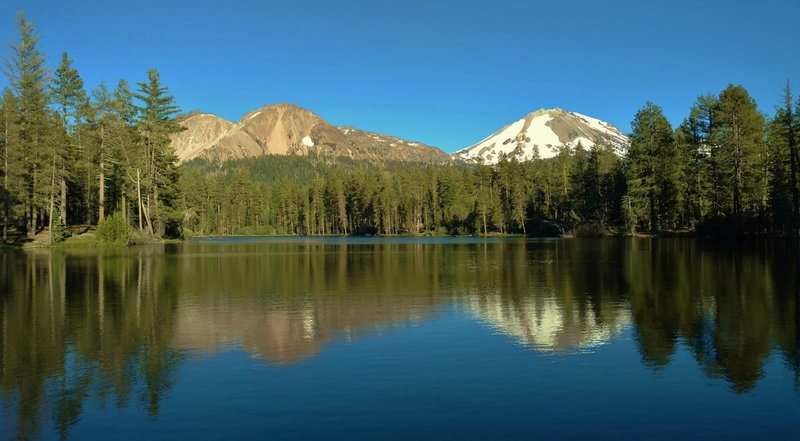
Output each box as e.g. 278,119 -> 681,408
0,237 -> 798,440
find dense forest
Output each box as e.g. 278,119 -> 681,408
0,13 -> 182,244
1,13 -> 800,242
180,85 -> 800,238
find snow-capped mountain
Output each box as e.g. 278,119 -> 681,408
454,108 -> 629,164
464,293 -> 631,353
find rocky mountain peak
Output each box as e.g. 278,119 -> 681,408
170,104 -> 450,164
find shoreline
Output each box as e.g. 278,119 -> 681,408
4,230 -> 799,250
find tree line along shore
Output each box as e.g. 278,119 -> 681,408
1,13 -> 800,245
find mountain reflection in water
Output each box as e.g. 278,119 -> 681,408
0,238 -> 798,439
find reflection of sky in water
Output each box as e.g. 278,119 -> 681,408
74,308 -> 798,441
2,238 -> 800,440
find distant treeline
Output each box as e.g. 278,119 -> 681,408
181,150 -> 623,236
182,82 -> 800,238
1,13 -> 800,240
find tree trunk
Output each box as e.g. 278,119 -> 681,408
85,166 -> 91,224
29,165 -> 35,237
152,187 -> 159,236
60,172 -> 66,226
483,210 -> 488,236
144,194 -> 154,236
733,134 -> 742,219
59,106 -> 68,227
122,193 -> 127,222
137,168 -> 143,231
2,109 -> 8,243
49,154 -> 56,244
98,125 -> 105,222
649,188 -> 658,233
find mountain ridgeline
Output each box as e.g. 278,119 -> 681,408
171,104 -> 451,164
1,12 -> 800,241
454,108 -> 629,164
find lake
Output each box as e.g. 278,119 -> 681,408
1,237 -> 798,440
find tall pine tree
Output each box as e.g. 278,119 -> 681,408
625,102 -> 677,232
50,51 -> 87,226
135,69 -> 183,236
712,85 -> 766,225
4,11 -> 50,237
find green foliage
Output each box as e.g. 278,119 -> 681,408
51,52 -> 88,121
1,13 -> 800,240
0,13 -> 188,244
766,82 -> 800,235
50,211 -> 64,243
625,102 -> 680,232
177,151 -> 628,237
712,85 -> 767,220
96,211 -> 131,245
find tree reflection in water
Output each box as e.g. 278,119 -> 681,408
0,239 -> 798,439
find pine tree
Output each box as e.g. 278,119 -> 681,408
50,52 -> 87,225
89,83 -> 114,223
4,11 -> 50,237
764,82 -> 800,235
109,79 -> 139,225
625,102 -> 677,232
474,164 -> 494,235
0,89 -> 17,242
134,69 -> 183,236
675,95 -> 716,226
570,141 -> 589,224
712,85 -> 766,225
780,82 -> 799,235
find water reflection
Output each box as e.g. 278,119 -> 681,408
460,240 -> 632,352
0,239 -> 799,439
0,247 -> 181,440
171,243 -> 445,364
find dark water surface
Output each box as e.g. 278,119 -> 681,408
1,237 -> 799,440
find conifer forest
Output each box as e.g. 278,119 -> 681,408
2,12 -> 799,243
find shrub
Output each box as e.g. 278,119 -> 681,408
50,215 -> 65,244
572,222 -> 609,237
128,229 -> 154,245
96,212 -> 132,245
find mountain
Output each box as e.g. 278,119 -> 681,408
171,104 -> 450,164
464,293 -> 631,353
454,108 -> 629,164
171,112 -> 235,163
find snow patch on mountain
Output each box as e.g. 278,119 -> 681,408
455,108 -> 629,164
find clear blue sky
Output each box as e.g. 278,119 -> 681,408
1,0 -> 798,153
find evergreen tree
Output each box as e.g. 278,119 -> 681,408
473,164 -> 494,235
50,52 -> 87,225
4,11 -> 50,237
569,141 -> 589,223
0,89 -> 17,242
711,85 -> 766,225
89,83 -> 113,223
675,95 -> 716,226
625,102 -> 678,232
134,69 -> 183,236
110,79 -> 139,225
763,82 -> 800,235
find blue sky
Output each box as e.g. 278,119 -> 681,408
1,0 -> 798,153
